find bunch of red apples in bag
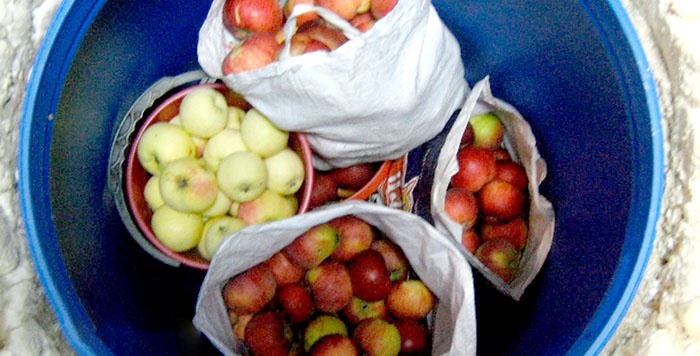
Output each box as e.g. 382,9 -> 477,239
222,215 -> 435,356
221,0 -> 398,74
444,113 -> 530,284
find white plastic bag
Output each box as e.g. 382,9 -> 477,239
198,0 -> 468,169
193,201 -> 477,355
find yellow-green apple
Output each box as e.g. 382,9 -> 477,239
265,251 -> 306,286
226,106 -> 246,129
480,217 -> 528,250
264,148 -> 305,195
169,115 -> 209,156
495,161 -> 529,191
357,0 -> 370,13
283,223 -> 340,269
469,112 -> 505,150
197,215 -> 247,260
370,239 -> 409,282
150,205 -> 204,252
217,151 -> 268,202
143,175 -> 164,210
229,201 -> 240,216
222,32 -> 281,75
240,108 -> 289,158
461,228 -> 480,254
237,189 -> 297,225
394,319 -> 430,356
386,280 -> 435,320
158,157 -> 219,213
352,318 -> 401,356
202,128 -> 248,171
444,187 -> 479,229
308,172 -> 339,209
201,190 -> 234,218
306,260 -> 353,313
303,315 -> 349,352
243,310 -> 292,356
329,163 -> 376,191
477,180 -> 526,222
370,0 -> 397,19
283,0 -> 319,27
276,283 -> 315,323
328,215 -> 376,262
343,297 -> 388,325
347,249 -> 392,302
475,239 -> 520,283
136,122 -> 196,175
222,263 -> 277,315
316,0 -> 362,20
310,334 -> 359,356
222,0 -> 284,39
178,87 -> 230,139
450,145 -> 497,192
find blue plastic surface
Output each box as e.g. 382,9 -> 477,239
19,0 -> 663,355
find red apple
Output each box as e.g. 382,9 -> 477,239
343,297 -> 388,325
265,251 -> 306,286
469,112 -> 505,150
306,260 -> 354,313
477,180 -> 526,222
222,32 -> 280,75
297,20 -> 349,51
232,313 -> 253,341
370,239 -> 410,282
304,315 -> 349,352
353,318 -> 402,356
460,123 -> 474,146
495,161 -> 529,191
310,334 -> 359,356
444,187 -> 479,229
222,0 -> 284,39
480,217 -> 528,250
386,280 -> 435,320
222,263 -> 277,315
475,239 -> 520,283
329,162 -> 377,190
370,0 -> 398,19
347,249 -> 392,302
316,0 -> 363,20
244,311 -> 293,356
350,12 -> 376,33
394,319 -> 430,356
461,228 -> 480,254
277,283 -> 315,323
450,146 -> 497,192
284,223 -> 340,269
283,0 -> 320,27
308,172 -> 339,209
328,215 -> 376,262
492,148 -> 512,162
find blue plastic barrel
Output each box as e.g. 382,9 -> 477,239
19,0 -> 663,355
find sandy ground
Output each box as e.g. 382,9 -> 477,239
1,0 -> 699,355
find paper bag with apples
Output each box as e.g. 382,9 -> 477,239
197,0 -> 468,169
429,77 -> 556,301
193,200 -> 476,355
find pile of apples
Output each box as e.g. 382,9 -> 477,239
443,113 -> 530,283
308,162 -> 381,209
136,86 -> 306,260
221,0 -> 399,74
223,215 -> 435,356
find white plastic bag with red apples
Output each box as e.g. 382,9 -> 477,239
430,77 -> 556,300
193,201 -> 476,355
197,0 -> 468,169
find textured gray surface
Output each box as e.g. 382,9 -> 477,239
1,0 -> 698,355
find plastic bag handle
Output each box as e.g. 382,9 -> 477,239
280,4 -> 363,60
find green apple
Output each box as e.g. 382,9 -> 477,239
202,128 -> 249,172
136,122 -> 196,175
240,108 -> 289,158
150,205 -> 204,252
197,215 -> 247,260
229,201 -> 240,217
143,175 -> 164,210
264,148 -> 306,195
179,87 -> 229,138
217,151 -> 268,202
469,112 -> 505,150
168,116 -> 209,157
227,106 -> 246,129
202,190 -> 234,218
304,315 -> 348,352
237,189 -> 297,225
159,157 -> 218,213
